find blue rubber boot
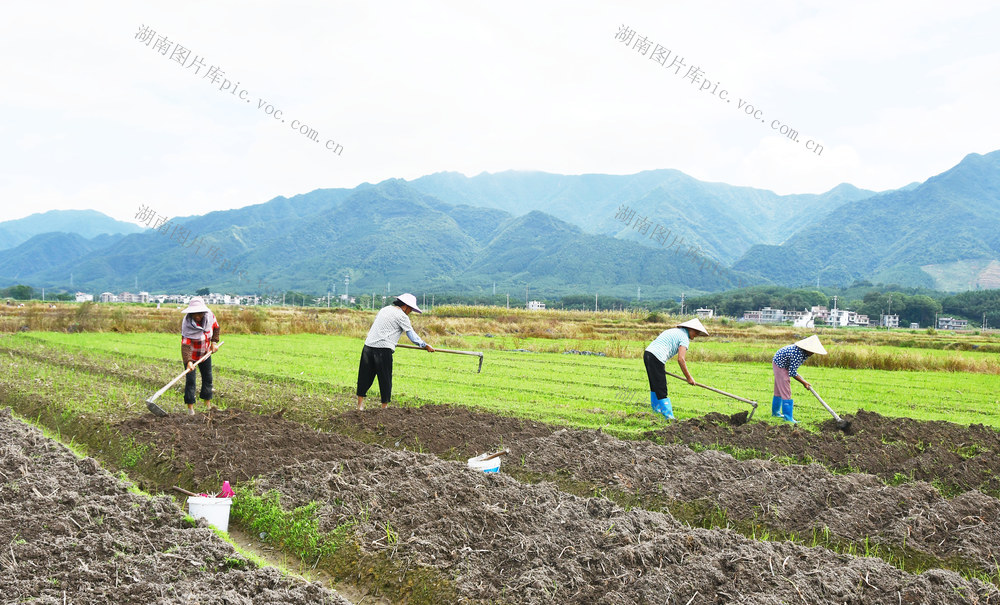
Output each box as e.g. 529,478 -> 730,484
771,395 -> 782,417
650,391 -> 660,413
657,397 -> 675,420
781,399 -> 796,423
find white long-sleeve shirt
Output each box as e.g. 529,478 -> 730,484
364,305 -> 427,350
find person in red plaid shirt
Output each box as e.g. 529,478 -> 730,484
180,297 -> 220,415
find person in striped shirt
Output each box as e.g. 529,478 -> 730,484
356,293 -> 435,411
643,318 -> 709,420
772,335 -> 827,423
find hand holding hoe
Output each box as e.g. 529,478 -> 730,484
146,341 -> 224,417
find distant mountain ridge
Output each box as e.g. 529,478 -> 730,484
0,153 -> 997,295
733,151 -> 1000,289
0,180 -> 747,297
407,170 -> 877,264
0,210 -> 143,251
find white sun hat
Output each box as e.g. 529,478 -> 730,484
180,297 -> 210,314
395,293 -> 422,313
795,335 -> 828,355
676,317 -> 709,336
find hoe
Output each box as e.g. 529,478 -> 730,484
807,385 -> 853,433
396,343 -> 484,373
145,342 -> 224,417
665,370 -> 758,423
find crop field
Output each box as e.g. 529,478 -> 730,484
3,304 -> 1000,603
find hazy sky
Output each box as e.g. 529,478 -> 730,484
2,1 -> 998,224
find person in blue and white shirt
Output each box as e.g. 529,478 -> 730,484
771,335 -> 827,423
643,318 -> 709,421
356,293 -> 435,411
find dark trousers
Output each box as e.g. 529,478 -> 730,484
184,356 -> 213,404
357,345 -> 393,403
643,350 -> 669,400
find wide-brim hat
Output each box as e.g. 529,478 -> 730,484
677,317 -> 709,336
795,335 -> 827,355
395,292 -> 422,313
181,297 -> 210,314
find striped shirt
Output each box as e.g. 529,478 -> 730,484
645,327 -> 690,363
773,345 -> 809,377
364,305 -> 427,350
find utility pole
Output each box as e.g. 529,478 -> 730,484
493,282 -> 496,296
344,275 -> 350,303
595,293 -> 598,312
680,293 -> 685,315
637,286 -> 640,302
506,293 -> 509,309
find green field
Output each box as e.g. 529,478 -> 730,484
8,330 -> 1000,436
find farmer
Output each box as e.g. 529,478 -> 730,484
356,293 -> 435,411
771,335 -> 827,423
180,297 -> 220,415
643,318 -> 709,420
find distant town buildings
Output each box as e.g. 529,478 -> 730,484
879,314 -> 899,328
695,308 -> 713,318
743,305 -> 868,327
828,309 -> 870,327
937,316 -> 969,330
75,292 -> 93,302
526,300 -> 546,311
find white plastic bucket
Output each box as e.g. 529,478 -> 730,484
467,453 -> 501,473
187,496 -> 232,532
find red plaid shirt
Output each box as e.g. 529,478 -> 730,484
181,317 -> 220,363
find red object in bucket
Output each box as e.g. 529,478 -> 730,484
217,480 -> 234,498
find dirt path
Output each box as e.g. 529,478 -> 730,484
117,409 -> 1000,603
0,408 -> 348,605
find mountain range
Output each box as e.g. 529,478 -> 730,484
0,150 -> 997,296
0,209 -> 141,251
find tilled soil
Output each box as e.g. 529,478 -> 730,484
647,409 -> 1000,496
118,409 -> 1000,603
0,408 -> 347,605
327,406 -> 1000,498
330,405 -> 1000,577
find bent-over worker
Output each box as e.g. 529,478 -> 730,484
356,293 -> 435,411
772,335 -> 827,423
180,297 -> 220,415
643,317 -> 709,420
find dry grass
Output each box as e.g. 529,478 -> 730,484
3,302 -> 998,374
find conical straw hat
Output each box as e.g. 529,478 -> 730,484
394,293 -> 422,313
795,335 -> 827,355
676,317 -> 709,336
